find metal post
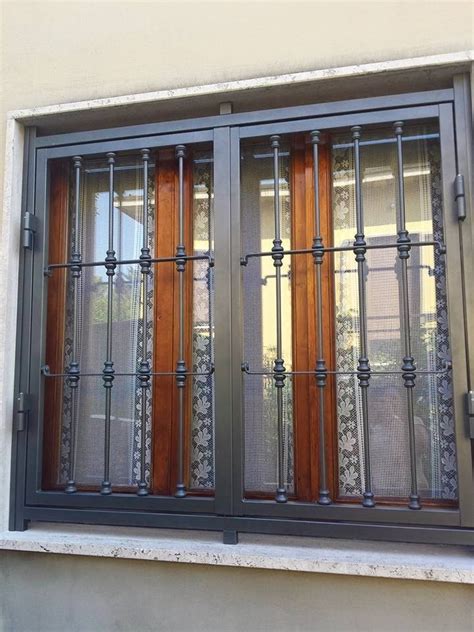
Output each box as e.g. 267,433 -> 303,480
65,155 -> 83,493
101,152 -> 116,495
175,145 -> 187,498
393,121 -> 421,510
137,149 -> 151,496
311,132 -> 331,505
351,126 -> 375,508
270,135 -> 287,503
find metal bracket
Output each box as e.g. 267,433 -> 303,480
23,211 -> 39,249
467,391 -> 474,439
16,392 -> 31,432
454,174 -> 466,221
219,102 -> 233,115
223,530 -> 238,545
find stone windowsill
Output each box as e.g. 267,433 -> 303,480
0,523 -> 472,583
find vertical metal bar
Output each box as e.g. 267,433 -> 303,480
311,132 -> 331,505
137,149 -> 151,496
27,148 -> 47,503
101,152 -> 116,495
214,127 -> 233,515
11,126 -> 37,530
230,127 -> 244,514
393,122 -> 421,510
175,145 -> 187,498
450,82 -> 474,528
64,156 -> 83,493
453,76 -> 474,395
270,135 -> 287,503
351,126 -> 375,508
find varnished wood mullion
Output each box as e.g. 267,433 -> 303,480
43,160 -> 70,489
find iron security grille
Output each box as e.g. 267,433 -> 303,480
10,83 -> 474,545
240,125 -> 451,509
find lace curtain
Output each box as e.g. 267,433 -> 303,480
189,152 -> 215,489
333,125 -> 457,500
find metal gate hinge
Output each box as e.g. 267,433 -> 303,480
23,211 -> 39,249
467,391 -> 474,439
454,174 -> 466,221
16,392 -> 31,432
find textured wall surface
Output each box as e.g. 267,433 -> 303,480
2,1 -> 473,112
1,3 -> 473,631
0,550 -> 473,632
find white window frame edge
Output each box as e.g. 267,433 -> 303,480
0,51 -> 473,582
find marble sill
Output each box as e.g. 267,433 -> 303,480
0,523 -> 472,584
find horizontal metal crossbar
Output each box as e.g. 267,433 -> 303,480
241,362 -> 452,377
240,240 -> 446,266
41,365 -> 215,378
23,504 -> 474,546
34,89 -> 453,150
45,253 -> 214,275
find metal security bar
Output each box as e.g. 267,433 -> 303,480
175,144 -> 187,498
14,86 -> 474,544
42,145 -> 214,497
269,135 -> 287,504
64,156 -> 82,494
351,126 -> 374,508
240,125 -> 453,510
101,152 -> 117,496
137,148 -> 151,497
393,122 -> 420,510
311,131 -> 331,506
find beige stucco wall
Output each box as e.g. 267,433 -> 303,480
1,550 -> 473,632
2,0 -> 473,112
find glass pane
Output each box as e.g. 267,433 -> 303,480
241,140 -> 294,494
56,148 -> 216,493
60,156 -> 154,487
332,124 -> 457,500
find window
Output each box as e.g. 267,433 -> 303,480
44,147 -> 215,496
11,86 -> 474,545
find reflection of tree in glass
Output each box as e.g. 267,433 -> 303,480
90,265 -> 139,323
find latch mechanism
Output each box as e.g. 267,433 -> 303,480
16,392 -> 31,432
23,211 -> 39,249
454,174 -> 466,221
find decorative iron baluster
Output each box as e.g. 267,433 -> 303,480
270,135 -> 287,503
175,145 -> 188,498
351,126 -> 375,508
101,152 -> 117,495
393,121 -> 421,510
64,155 -> 83,494
137,149 -> 151,496
311,132 -> 331,505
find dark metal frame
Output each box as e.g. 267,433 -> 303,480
9,81 -> 474,545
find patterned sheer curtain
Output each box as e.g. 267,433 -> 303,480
189,150 -> 215,490
333,124 -> 457,500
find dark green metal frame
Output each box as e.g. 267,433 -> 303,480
9,78 -> 474,545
